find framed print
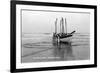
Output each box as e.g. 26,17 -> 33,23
10,0 -> 97,72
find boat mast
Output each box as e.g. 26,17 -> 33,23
55,18 -> 57,33
60,18 -> 62,33
65,18 -> 67,34
62,17 -> 64,33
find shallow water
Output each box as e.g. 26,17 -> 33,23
21,33 -> 90,63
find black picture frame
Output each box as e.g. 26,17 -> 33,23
10,0 -> 97,73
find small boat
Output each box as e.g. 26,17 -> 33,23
53,17 -> 75,42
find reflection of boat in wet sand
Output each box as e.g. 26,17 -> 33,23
53,17 -> 76,42
53,40 -> 74,60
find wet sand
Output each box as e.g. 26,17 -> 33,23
21,33 -> 90,63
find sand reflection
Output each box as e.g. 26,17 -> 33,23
52,39 -> 74,61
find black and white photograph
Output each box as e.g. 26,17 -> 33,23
21,9 -> 90,63
11,1 -> 97,72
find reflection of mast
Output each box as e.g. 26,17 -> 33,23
55,18 -> 57,33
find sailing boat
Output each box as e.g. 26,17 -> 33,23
53,17 -> 76,42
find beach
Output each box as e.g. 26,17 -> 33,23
21,33 -> 90,63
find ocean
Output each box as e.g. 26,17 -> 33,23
21,33 -> 90,63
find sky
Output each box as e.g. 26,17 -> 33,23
22,10 -> 90,34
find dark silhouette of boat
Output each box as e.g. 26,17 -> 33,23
53,17 -> 76,42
